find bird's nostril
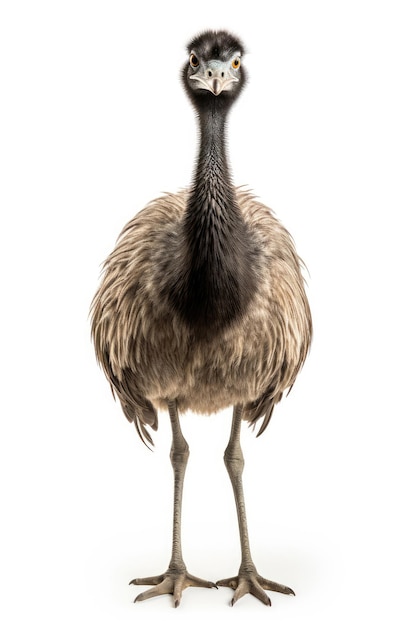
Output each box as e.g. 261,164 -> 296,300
221,72 -> 224,77
208,70 -> 212,77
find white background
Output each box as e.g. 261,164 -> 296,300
1,1 -> 416,624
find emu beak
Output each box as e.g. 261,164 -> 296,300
211,77 -> 225,96
190,61 -> 239,96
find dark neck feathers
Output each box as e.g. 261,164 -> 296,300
169,101 -> 257,337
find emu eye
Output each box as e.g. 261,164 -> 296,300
232,57 -> 241,69
190,53 -> 199,68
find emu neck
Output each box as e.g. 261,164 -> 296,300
192,108 -> 232,209
186,106 -> 240,227
185,105 -> 242,259
172,101 -> 256,337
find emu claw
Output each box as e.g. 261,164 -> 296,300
130,570 -> 217,607
216,571 -> 295,606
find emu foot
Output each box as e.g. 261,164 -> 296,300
217,569 -> 295,606
130,569 -> 217,607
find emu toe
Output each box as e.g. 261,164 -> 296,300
217,571 -> 295,606
130,570 -> 217,607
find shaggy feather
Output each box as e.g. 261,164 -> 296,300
90,188 -> 312,441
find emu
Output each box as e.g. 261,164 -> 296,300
91,30 -> 312,607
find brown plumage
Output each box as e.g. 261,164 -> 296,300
91,188 -> 311,443
91,30 -> 312,607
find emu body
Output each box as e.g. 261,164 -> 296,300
92,189 -> 310,432
91,30 -> 312,606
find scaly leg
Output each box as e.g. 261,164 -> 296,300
130,400 -> 216,607
217,404 -> 295,606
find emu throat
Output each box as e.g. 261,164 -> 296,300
170,104 -> 257,337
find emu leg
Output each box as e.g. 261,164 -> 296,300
130,400 -> 216,607
217,404 -> 295,606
